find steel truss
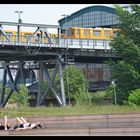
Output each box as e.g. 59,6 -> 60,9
37,59 -> 66,106
0,61 -> 25,107
0,58 -> 66,108
0,21 -> 61,55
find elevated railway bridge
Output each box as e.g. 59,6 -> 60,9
0,21 -> 119,108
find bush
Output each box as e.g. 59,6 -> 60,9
9,84 -> 29,107
63,65 -> 88,98
128,88 -> 140,106
91,90 -> 112,105
52,65 -> 89,99
73,87 -> 92,106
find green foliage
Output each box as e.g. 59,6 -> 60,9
63,65 -> 88,99
0,82 -> 2,89
40,69 -> 60,98
52,65 -> 88,99
73,87 -> 92,106
108,60 -> 140,104
0,82 -> 29,107
91,90 -> 112,105
40,80 -> 52,97
108,4 -> 140,104
9,84 -> 29,107
39,65 -> 89,106
3,104 -> 140,118
128,89 -> 140,106
91,91 -> 106,104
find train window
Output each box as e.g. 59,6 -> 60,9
25,34 -> 32,39
84,30 -> 90,37
93,31 -> 101,36
6,32 -> 12,37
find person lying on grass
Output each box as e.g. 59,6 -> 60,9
0,116 -> 43,130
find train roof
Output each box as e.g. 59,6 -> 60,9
69,27 -> 116,30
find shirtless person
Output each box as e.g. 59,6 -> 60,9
12,117 -> 43,130
0,116 -> 43,130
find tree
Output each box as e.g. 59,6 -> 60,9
128,88 -> 140,106
53,65 -> 89,104
109,4 -> 140,104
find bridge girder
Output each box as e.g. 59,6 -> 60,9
0,58 -> 66,108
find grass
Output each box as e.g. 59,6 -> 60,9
1,104 -> 140,118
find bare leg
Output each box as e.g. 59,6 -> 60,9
4,116 -> 7,130
16,117 -> 24,124
20,117 -> 28,124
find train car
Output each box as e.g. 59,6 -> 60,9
63,27 -> 118,40
20,31 -> 36,43
1,30 -> 17,42
0,27 -> 118,46
34,32 -> 55,44
0,30 -> 36,43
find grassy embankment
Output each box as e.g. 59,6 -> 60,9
0,104 -> 140,118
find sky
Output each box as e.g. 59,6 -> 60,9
0,4 -> 128,80
0,4 -> 116,32
0,4 -> 114,24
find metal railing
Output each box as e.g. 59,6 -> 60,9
0,35 -> 112,50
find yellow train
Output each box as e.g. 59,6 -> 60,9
1,30 -> 35,42
1,27 -> 118,43
63,27 -> 118,40
0,30 -> 60,43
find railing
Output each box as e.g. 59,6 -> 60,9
0,35 -> 112,50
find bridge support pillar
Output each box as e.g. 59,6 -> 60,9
37,58 -> 66,107
58,59 -> 66,106
0,61 -> 26,108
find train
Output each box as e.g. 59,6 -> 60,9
0,30 -> 58,43
0,27 -> 118,43
62,27 -> 118,40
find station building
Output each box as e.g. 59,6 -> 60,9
58,5 -> 119,91
58,5 -> 119,34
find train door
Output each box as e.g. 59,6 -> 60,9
83,29 -> 90,39
75,28 -> 80,38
